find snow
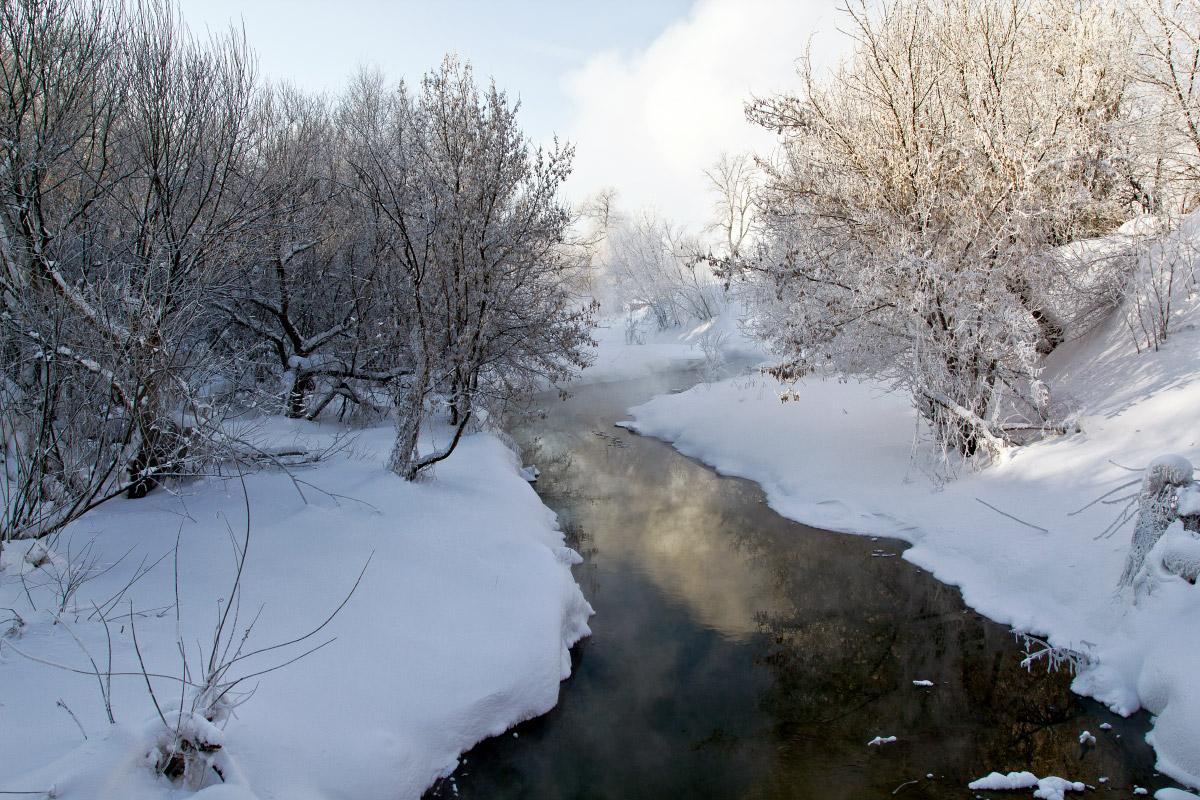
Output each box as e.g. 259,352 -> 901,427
1179,485 -> 1200,517
1033,777 -> 1087,799
621,214 -> 1200,787
912,679 -> 934,686
969,771 -> 1040,790
867,735 -> 897,746
575,307 -> 761,386
0,420 -> 592,798
968,773 -> 1084,799
1144,455 -> 1194,491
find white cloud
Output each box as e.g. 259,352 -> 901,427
561,0 -> 847,230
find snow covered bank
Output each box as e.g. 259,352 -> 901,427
578,307 -> 763,385
622,227 -> 1200,786
0,420 -> 592,799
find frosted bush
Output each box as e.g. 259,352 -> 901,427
1116,453 -> 1200,598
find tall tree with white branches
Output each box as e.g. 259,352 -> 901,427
724,0 -> 1139,458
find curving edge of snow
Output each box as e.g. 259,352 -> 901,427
0,422 -> 593,799
622,218 -> 1200,788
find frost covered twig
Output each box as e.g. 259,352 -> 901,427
1069,478 -> 1141,516
975,498 -> 1049,533
56,699 -> 87,741
1017,633 -> 1095,675
47,611 -> 114,724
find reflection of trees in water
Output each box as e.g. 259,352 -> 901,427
511,424 -> 605,597
492,382 -> 1165,798
558,512 -> 600,597
727,513 -> 1157,797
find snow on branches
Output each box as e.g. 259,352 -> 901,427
724,0 -> 1140,458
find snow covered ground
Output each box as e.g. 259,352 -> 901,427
620,226 -> 1200,788
578,303 -> 762,385
4,235 -> 1198,798
0,420 -> 591,799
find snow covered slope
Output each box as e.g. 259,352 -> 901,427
0,421 -> 592,799
623,218 -> 1200,786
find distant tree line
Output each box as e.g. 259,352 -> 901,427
0,0 -> 595,540
713,0 -> 1200,458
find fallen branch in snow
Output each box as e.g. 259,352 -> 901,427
976,498 -> 1049,533
0,790 -> 52,795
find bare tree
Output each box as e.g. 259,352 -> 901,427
0,0 -> 264,542
704,152 -> 760,259
214,84 -> 406,420
0,0 -> 129,539
606,209 -> 721,329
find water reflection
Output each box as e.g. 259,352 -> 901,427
425,374 -> 1170,799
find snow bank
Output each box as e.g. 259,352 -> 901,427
623,214 -> 1200,787
0,421 -> 592,799
576,307 -> 764,385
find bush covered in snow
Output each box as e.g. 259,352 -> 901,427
1122,455 -> 1200,594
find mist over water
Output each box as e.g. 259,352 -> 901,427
426,372 -> 1164,799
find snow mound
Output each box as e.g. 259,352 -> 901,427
970,771 -> 1039,790
968,772 -> 1084,799
1144,455 -> 1194,493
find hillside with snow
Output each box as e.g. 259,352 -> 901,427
621,216 -> 1200,787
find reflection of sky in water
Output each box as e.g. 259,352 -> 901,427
427,375 -> 1168,800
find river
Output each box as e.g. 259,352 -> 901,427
425,371 -> 1165,799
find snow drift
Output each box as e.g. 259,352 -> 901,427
0,421 -> 592,799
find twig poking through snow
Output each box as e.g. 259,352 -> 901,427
976,498 -> 1049,533
1068,478 -> 1140,516
56,699 -> 87,740
893,780 -> 918,794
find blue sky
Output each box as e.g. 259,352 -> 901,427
178,0 -> 847,230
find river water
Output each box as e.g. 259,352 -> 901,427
425,372 -> 1167,799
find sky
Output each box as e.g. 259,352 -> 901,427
177,0 -> 849,231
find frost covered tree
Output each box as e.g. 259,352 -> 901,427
605,209 -> 723,330
340,59 -> 595,481
726,0 -> 1139,457
1130,0 -> 1200,211
704,151 -> 760,260
214,84 -> 405,420
0,0 -> 263,541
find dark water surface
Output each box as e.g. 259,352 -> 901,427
426,373 -> 1170,799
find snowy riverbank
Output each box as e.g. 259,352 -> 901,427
0,421 -> 591,799
620,240 -> 1200,787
